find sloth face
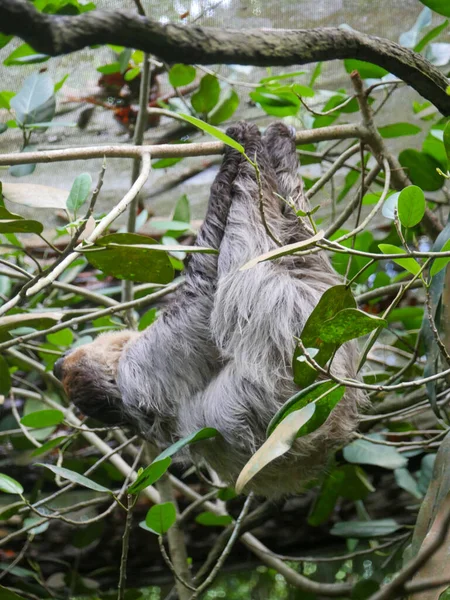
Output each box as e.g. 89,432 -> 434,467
53,331 -> 138,425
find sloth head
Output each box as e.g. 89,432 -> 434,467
54,331 -> 138,424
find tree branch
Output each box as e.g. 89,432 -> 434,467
1,0 -> 449,115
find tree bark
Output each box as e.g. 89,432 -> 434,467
1,0 -> 449,115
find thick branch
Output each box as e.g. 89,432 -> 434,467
1,0 -> 449,115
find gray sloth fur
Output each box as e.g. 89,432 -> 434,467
59,122 -> 367,497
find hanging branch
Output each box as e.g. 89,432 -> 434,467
0,0 -> 449,115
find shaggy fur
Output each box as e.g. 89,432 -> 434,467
55,122 -> 366,497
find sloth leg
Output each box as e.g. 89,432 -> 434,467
55,124 -> 250,432
115,124 -> 260,442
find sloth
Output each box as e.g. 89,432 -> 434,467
54,122 -> 366,497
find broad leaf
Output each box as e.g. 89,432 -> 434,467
4,43 -> 49,66
430,237 -> 450,276
0,218 -> 43,234
319,308 -> 387,344
235,404 -> 316,494
169,64 -> 196,87
209,88 -> 240,125
378,243 -> 422,276
397,185 -> 425,228
249,87 -> 300,117
344,59 -> 388,79
0,585 -> 27,600
66,173 -> 92,216
191,74 -> 220,114
378,123 -> 421,138
0,312 -> 63,342
20,410 -> 65,429
399,149 -> 443,191
31,436 -> 68,457
343,437 -> 408,469
418,0 -> 450,18
331,519 -> 403,538
293,285 -> 356,388
267,380 -> 342,436
37,464 -> 111,493
0,355 -> 11,395
2,182 -> 69,209
395,468 -> 423,499
155,428 -> 220,462
0,473 -> 23,495
84,233 -> 174,284
143,502 -> 176,535
195,512 -> 233,527
10,72 -> 55,125
127,457 -> 172,495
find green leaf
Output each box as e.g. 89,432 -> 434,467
399,149 -> 444,191
267,380 -> 341,436
0,473 -> 23,495
444,120 -> 450,169
398,185 -> 426,228
378,123 -> 421,138
209,88 -> 240,125
21,410 -> 65,429
291,83 -> 315,97
0,91 -> 15,110
178,113 -> 245,155
47,328 -> 74,346
395,468 -> 423,499
430,237 -> 450,276
72,521 -> 105,549
172,194 -> 191,224
344,59 -> 388,79
415,20 -> 448,52
138,308 -> 158,331
169,64 -> 196,87
260,70 -> 306,84
37,464 -> 111,493
0,34 -> 13,50
10,72 -> 55,126
124,67 -> 140,81
0,312 -> 63,342
292,285 -> 356,388
235,404 -> 316,494
155,428 -> 220,462
0,219 -> 43,234
0,585 -> 27,600
309,62 -> 322,86
66,173 -> 92,216
418,0 -> 450,18
343,437 -> 408,469
331,518 -> 403,538
308,465 -> 374,526
152,157 -> 183,169
0,355 -> 11,395
97,62 -> 121,74
31,436 -> 68,457
191,74 -> 220,114
3,43 -> 49,66
54,74 -> 69,93
84,233 -> 174,284
249,88 -> 300,117
127,458 -> 172,495
118,48 -> 132,74
378,243 -> 422,276
319,308 -> 387,345
195,512 -> 233,527
144,502 -> 176,535
351,580 -> 380,600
